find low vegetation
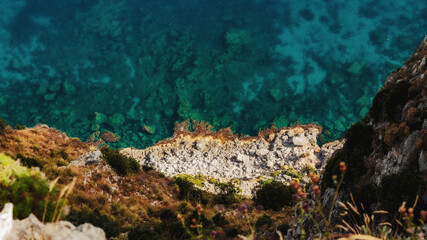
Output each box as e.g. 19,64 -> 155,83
0,116 -> 425,239
293,162 -> 426,240
101,147 -> 140,176
0,153 -> 74,222
253,180 -> 293,211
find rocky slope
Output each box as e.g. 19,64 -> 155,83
323,36 -> 427,212
0,124 -> 297,239
0,124 -> 91,165
121,123 -> 343,196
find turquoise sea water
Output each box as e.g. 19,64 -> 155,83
0,0 -> 426,148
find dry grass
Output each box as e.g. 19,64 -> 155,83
0,124 -> 90,164
155,120 -> 322,147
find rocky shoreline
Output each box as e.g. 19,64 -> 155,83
120,124 -> 343,196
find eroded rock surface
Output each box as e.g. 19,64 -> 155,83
0,203 -> 106,240
121,125 -> 343,196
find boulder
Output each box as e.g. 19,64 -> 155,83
0,203 -> 106,240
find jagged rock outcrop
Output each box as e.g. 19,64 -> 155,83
121,124 -> 343,196
0,203 -> 106,240
70,150 -> 103,166
323,36 -> 427,211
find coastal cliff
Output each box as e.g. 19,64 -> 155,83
323,36 -> 427,213
121,124 -> 343,196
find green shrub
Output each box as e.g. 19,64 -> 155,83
0,154 -> 58,220
253,180 -> 292,211
175,174 -> 206,187
16,153 -> 43,169
212,213 -> 228,227
174,176 -> 205,203
101,147 -> 140,176
225,227 -> 239,238
284,167 -> 302,179
255,214 -> 273,231
66,208 -> 121,238
304,165 -> 316,174
160,208 -> 177,224
167,222 -> 189,239
187,209 -> 213,229
128,226 -> 159,240
214,181 -> 241,205
14,124 -> 26,130
178,201 -> 190,213
142,164 -> 154,171
277,222 -> 290,236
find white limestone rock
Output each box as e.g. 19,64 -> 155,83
292,136 -> 310,146
70,150 -> 103,166
0,203 -> 106,240
120,125 -> 343,196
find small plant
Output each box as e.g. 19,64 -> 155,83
0,153 -> 74,223
253,180 -> 292,211
271,170 -> 281,177
255,214 -> 273,231
16,153 -> 43,169
0,154 -> 54,219
178,201 -> 190,213
304,165 -> 316,174
142,164 -> 154,171
128,226 -> 160,240
214,180 -> 241,205
175,173 -> 206,187
277,222 -> 290,236
14,124 -> 26,130
174,176 -> 205,203
284,167 -> 302,179
66,207 -> 122,238
291,162 -> 426,239
213,213 -> 228,227
160,208 -> 177,224
101,147 -> 140,176
176,204 -> 206,239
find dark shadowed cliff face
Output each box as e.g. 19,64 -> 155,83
323,36 -> 427,213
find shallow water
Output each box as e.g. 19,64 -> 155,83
0,0 -> 425,148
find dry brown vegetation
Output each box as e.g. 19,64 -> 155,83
0,124 -> 90,164
0,123 -> 297,238
156,120 -> 322,147
384,122 -> 410,147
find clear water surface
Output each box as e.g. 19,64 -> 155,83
0,0 -> 426,148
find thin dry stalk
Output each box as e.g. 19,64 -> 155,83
42,177 -> 59,223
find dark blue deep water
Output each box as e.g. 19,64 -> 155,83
0,0 -> 426,148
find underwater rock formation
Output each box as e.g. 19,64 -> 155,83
121,124 -> 343,196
